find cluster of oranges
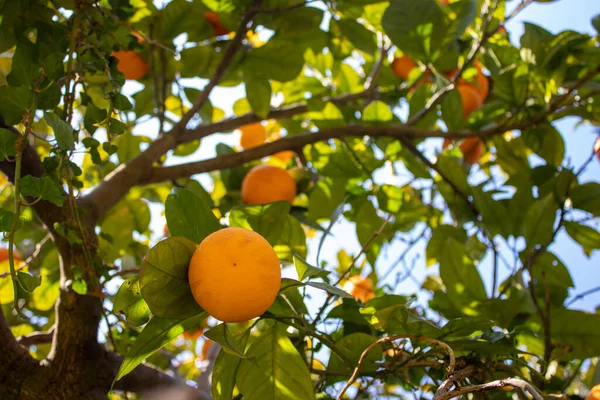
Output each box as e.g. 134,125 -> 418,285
113,11 -> 230,81
186,122 -> 377,322
391,54 -> 489,165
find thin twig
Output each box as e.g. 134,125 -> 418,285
434,377 -> 544,400
337,335 -> 455,400
174,1 -> 262,132
17,325 -> 55,347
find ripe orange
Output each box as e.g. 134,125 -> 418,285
586,384 -> 600,400
200,339 -> 214,360
459,137 -> 485,165
241,165 -> 297,205
188,227 -> 281,322
273,151 -> 294,164
183,328 -> 204,341
442,138 -> 453,151
457,84 -> 483,119
594,137 -> 600,161
239,123 -> 267,150
205,11 -> 230,36
391,55 -> 416,79
472,61 -> 489,101
440,0 -> 450,5
112,51 -> 149,80
0,248 -> 21,263
343,275 -> 375,303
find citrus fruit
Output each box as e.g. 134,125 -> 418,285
273,151 -> 294,164
205,11 -> 231,36
586,384 -> 600,400
343,275 -> 375,303
459,137 -> 485,165
188,227 -> 281,322
457,84 -> 483,119
112,51 -> 149,80
442,138 -> 453,151
239,123 -> 267,150
0,247 -> 21,263
200,339 -> 214,360
473,61 -> 489,101
391,55 -> 416,79
241,165 -> 297,205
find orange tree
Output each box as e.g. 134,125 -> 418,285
0,0 -> 600,399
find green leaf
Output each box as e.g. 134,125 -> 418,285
111,92 -> 131,111
0,85 -> 33,125
108,118 -> 127,135
426,225 -> 466,267
6,38 -> 40,87
551,309 -> 600,360
327,333 -> 382,382
336,19 -> 377,54
113,313 -> 208,385
472,187 -> 511,238
45,112 -> 75,151
165,188 -> 221,244
17,272 -> 41,292
362,100 -> 393,126
244,72 -> 271,119
564,221 -> 600,257
522,194 -> 557,248
382,0 -> 448,62
294,255 -> 328,281
439,237 -> 487,309
0,128 -> 17,161
72,278 -> 87,295
281,278 -> 352,299
113,276 -> 151,326
274,214 -> 307,261
245,39 -> 305,82
19,175 -> 65,206
441,89 -> 463,131
236,323 -> 315,400
353,198 -> 385,266
212,350 -> 242,400
139,236 -> 203,318
522,125 -> 565,167
570,183 -> 600,216
362,298 -> 441,337
0,209 -> 18,232
229,202 -> 290,246
204,323 -> 247,358
308,178 -> 346,220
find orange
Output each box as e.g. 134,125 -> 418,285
273,151 -> 294,164
472,61 -> 489,101
457,84 -> 483,119
200,339 -> 214,360
188,227 -> 281,322
0,248 -> 21,263
391,55 -> 416,79
586,384 -> 600,400
440,0 -> 450,4
459,137 -> 485,165
594,137 -> 600,161
205,11 -> 231,36
183,317 -> 208,340
183,328 -> 204,341
343,275 -> 375,303
442,138 -> 453,151
112,51 -> 149,80
241,165 -> 297,205
239,123 -> 267,150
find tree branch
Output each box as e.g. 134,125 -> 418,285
337,335 -> 455,400
174,1 -> 262,132
434,377 -> 544,400
17,326 -> 55,347
143,123 -> 511,185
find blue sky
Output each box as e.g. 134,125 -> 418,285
140,1 -> 600,314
